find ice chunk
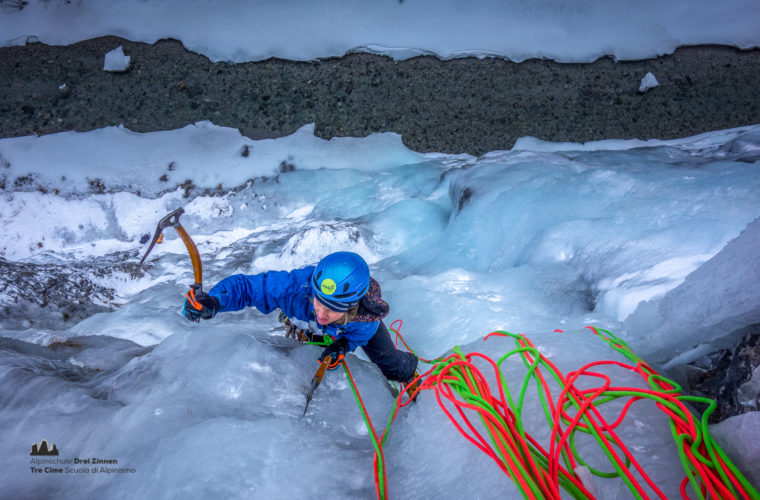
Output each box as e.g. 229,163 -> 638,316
638,72 -> 659,92
103,46 -> 131,72
626,217 -> 760,363
710,412 -> 760,486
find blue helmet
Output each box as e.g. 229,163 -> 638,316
311,252 -> 370,312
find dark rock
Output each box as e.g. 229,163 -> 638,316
1,37 -> 759,155
686,323 -> 760,423
0,252 -> 142,330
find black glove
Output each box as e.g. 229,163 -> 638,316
182,288 -> 220,322
319,337 -> 349,370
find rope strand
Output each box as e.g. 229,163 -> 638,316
336,323 -> 759,500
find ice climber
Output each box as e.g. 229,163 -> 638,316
181,251 -> 420,386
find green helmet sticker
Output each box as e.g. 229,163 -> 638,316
320,278 -> 336,295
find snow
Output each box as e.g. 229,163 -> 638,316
638,71 -> 659,93
0,122 -> 424,200
2,1 -> 760,498
102,45 -> 130,72
0,0 -> 758,63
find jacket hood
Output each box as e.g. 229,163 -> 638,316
354,277 -> 389,323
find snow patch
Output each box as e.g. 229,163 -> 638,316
638,71 -> 659,92
103,45 -> 131,72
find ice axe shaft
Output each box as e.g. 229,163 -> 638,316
303,355 -> 333,416
137,207 -> 203,288
174,224 -> 202,287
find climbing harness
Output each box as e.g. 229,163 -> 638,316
278,312 -> 328,344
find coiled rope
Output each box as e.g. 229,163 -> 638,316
339,322 -> 759,500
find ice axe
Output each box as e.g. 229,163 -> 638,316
303,355 -> 333,416
137,208 -> 203,296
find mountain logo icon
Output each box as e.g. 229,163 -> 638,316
30,440 -> 59,456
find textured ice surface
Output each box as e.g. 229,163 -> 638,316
2,123 -> 759,497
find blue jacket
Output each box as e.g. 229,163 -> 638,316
208,266 -> 382,351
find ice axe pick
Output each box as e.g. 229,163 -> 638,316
303,355 -> 333,416
137,208 -> 204,297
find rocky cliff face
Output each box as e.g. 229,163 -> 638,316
2,37 -> 760,155
685,324 -> 760,423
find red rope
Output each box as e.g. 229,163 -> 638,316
371,326 -> 756,500
342,360 -> 388,499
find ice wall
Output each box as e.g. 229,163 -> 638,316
626,216 -> 760,364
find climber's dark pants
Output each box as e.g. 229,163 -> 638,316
361,320 -> 418,383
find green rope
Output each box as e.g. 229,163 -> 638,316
341,325 -> 760,499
